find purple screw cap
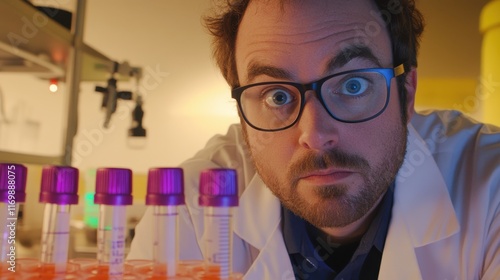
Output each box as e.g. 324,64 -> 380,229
199,168 -> 238,207
0,163 -> 27,203
94,168 -> 133,206
146,168 -> 185,206
39,165 -> 79,205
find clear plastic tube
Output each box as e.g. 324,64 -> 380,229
97,204 -> 127,276
93,167 -> 132,279
36,165 -> 79,278
153,205 -> 178,277
145,167 -> 185,279
203,206 -> 233,279
198,168 -> 238,280
40,203 -> 71,273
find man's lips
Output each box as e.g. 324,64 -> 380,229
299,168 -> 355,184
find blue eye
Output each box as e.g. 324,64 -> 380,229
264,89 -> 294,107
342,77 -> 369,96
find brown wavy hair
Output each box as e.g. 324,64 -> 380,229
204,0 -> 425,122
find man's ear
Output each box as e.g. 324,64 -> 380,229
404,67 -> 417,123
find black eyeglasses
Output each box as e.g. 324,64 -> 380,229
231,64 -> 405,132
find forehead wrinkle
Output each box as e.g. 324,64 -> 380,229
248,20 -> 366,47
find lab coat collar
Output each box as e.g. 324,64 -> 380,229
379,124 -> 459,279
233,175 -> 295,278
395,124 -> 459,247
233,174 -> 282,250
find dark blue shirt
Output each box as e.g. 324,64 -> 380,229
282,184 -> 394,280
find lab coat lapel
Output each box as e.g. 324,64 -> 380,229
242,223 -> 295,279
379,125 -> 459,279
234,175 -> 281,249
233,175 -> 294,278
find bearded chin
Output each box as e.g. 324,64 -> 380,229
244,119 -> 408,228
286,173 -> 394,228
278,147 -> 404,228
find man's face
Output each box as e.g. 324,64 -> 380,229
235,0 -> 415,230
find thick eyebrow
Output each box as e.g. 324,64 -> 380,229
246,63 -> 293,84
325,44 -> 383,73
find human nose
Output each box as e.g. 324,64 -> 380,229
297,91 -> 339,151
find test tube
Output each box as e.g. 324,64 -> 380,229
146,167 -> 185,277
94,167 -> 133,277
0,164 -> 27,270
39,165 -> 79,274
199,168 -> 238,279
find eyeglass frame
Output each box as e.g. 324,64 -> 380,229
231,64 -> 406,132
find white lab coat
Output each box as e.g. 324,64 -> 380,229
128,110 -> 500,279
